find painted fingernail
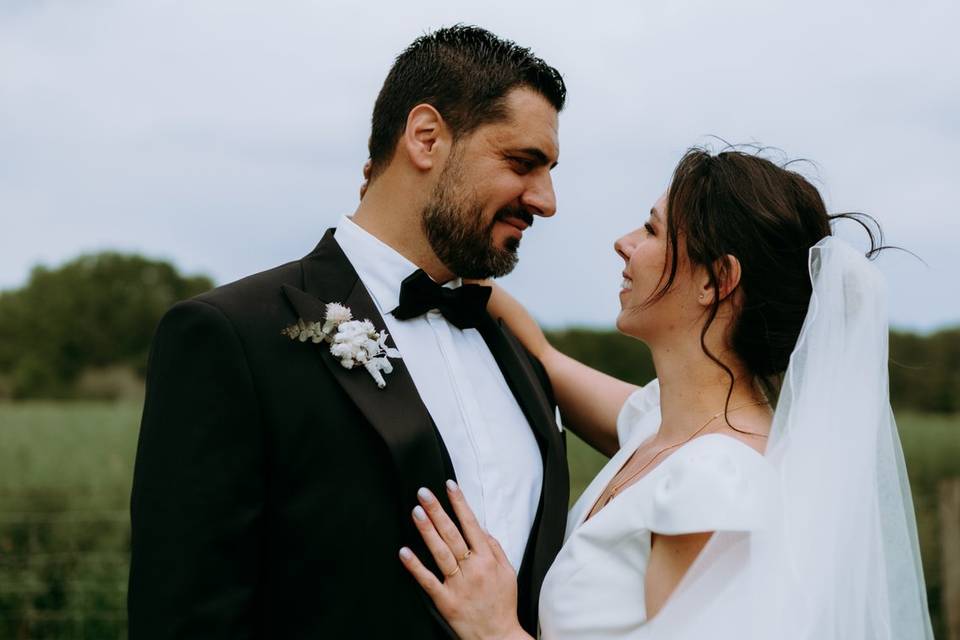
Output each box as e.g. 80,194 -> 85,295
417,487 -> 435,503
446,479 -> 459,492
399,547 -> 413,560
413,505 -> 427,522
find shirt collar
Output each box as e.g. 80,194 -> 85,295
334,215 -> 462,316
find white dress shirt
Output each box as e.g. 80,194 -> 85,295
334,215 -> 544,571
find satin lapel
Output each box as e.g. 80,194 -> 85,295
476,314 -> 570,631
475,316 -> 558,449
336,279 -> 452,504
283,230 -> 449,501
280,231 -> 456,634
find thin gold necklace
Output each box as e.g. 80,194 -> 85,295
586,400 -> 769,521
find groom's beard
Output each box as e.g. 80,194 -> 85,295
421,156 -> 527,280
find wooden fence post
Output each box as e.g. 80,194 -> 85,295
941,477 -> 960,640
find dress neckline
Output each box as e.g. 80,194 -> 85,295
572,432 -> 767,535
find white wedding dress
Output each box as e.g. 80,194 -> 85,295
538,380 -> 775,639
537,237 -> 933,639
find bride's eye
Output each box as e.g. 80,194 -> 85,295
644,223 -> 656,236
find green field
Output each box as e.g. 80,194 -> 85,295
0,403 -> 956,638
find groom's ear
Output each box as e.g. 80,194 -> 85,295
402,103 -> 451,172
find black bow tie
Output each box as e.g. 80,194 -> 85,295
391,269 -> 492,330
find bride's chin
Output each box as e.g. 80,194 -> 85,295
615,312 -> 641,339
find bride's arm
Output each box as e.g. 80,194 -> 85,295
486,282 -> 637,457
644,532 -> 713,619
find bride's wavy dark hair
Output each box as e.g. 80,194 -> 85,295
648,146 -> 885,415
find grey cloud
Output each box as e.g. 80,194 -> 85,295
1,0 -> 957,331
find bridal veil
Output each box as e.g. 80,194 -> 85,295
642,236 -> 934,639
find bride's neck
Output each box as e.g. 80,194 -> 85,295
650,343 -> 761,443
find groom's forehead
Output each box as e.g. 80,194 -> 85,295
489,127 -> 559,166
490,126 -> 559,165
483,94 -> 560,163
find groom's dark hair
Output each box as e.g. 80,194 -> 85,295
366,25 -> 566,180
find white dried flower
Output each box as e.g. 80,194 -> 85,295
282,302 -> 402,387
374,356 -> 393,375
335,320 -> 365,339
330,342 -> 353,359
322,303 -> 352,334
364,360 -> 387,388
325,302 -> 352,324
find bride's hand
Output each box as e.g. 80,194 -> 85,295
399,481 -> 530,640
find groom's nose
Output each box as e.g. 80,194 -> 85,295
520,172 -> 557,218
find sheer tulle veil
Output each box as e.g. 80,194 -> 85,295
641,236 -> 934,639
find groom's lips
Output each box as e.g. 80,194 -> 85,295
498,219 -> 527,244
503,217 -> 529,231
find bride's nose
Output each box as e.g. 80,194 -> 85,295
614,234 -> 634,262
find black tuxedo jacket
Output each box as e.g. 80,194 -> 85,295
128,229 -> 569,639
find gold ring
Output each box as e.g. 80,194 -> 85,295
444,565 -> 461,578
460,550 -> 473,562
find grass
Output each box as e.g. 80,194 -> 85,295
0,402 -> 140,507
894,411 -> 960,639
0,402 -> 139,640
0,402 -> 956,638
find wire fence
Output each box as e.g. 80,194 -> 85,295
0,491 -> 956,639
0,509 -> 129,640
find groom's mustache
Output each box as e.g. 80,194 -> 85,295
494,208 -> 534,230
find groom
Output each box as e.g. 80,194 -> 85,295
128,25 -> 569,639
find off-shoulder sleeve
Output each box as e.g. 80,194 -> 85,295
616,379 -> 661,447
641,434 -> 775,535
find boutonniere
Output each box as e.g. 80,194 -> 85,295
282,302 -> 402,389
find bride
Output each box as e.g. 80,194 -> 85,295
395,148 -> 934,639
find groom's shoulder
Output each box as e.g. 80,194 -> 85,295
161,258 -> 304,336
196,259 -> 302,310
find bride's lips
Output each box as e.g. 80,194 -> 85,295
620,272 -> 633,296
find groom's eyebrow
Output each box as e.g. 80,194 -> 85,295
513,147 -> 559,170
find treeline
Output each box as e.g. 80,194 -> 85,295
0,252 -> 957,412
0,253 -> 212,399
545,328 -> 960,414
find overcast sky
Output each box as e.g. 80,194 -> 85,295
2,0 -> 958,331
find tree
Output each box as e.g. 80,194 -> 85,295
890,328 -> 960,413
0,253 -> 213,399
544,327 -> 960,414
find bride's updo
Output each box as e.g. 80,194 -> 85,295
655,148 -> 880,395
